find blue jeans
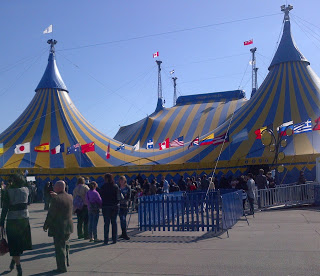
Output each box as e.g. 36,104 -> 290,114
102,206 -> 119,243
119,207 -> 128,231
88,210 -> 100,240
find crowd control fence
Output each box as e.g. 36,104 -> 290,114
138,190 -> 243,232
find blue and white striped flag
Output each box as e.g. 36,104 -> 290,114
116,143 -> 125,151
146,139 -> 154,149
293,119 -> 312,134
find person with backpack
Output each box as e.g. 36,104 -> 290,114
99,173 -> 121,245
73,177 -> 89,239
85,181 -> 102,242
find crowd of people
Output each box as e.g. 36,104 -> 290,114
0,169 -> 307,275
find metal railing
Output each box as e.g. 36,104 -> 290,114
258,183 -> 316,209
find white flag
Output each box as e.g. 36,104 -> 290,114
43,25 -> 53,34
131,140 -> 140,152
170,70 -> 175,74
14,142 -> 31,154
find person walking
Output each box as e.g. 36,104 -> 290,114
73,177 -> 89,239
0,174 -> 32,276
85,181 -> 102,242
99,173 -> 121,245
118,175 -> 131,240
44,181 -> 73,273
246,173 -> 256,215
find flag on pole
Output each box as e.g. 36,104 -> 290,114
212,132 -> 229,145
199,133 -> 214,146
43,24 -> 53,34
244,39 -> 253,46
106,141 -> 111,159
153,51 -> 159,58
313,117 -> 320,130
293,119 -> 312,134
170,136 -> 184,147
0,143 -> 3,154
131,141 -> 140,152
34,143 -> 50,152
146,139 -> 154,149
14,142 -> 31,154
51,143 -> 64,154
277,121 -> 293,136
67,143 -> 80,155
188,137 -> 199,149
232,129 -> 248,143
116,143 -> 125,151
159,138 -> 170,150
81,142 -> 95,153
255,124 -> 273,139
170,70 -> 175,74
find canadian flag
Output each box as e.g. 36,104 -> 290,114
244,39 -> 253,46
153,51 -> 159,58
14,142 -> 31,154
159,138 -> 170,150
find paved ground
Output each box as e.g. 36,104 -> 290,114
0,203 -> 320,276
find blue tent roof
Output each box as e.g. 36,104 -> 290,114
269,20 -> 309,70
35,52 -> 68,92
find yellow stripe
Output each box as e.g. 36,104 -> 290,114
208,102 -> 225,132
165,105 -> 190,142
178,103 -> 202,138
55,91 -> 79,168
193,102 -> 212,140
140,109 -> 165,146
152,107 -> 177,143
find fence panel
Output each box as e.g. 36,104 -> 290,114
221,190 -> 243,230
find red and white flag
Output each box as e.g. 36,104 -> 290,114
153,51 -> 159,58
14,142 -> 31,154
244,39 -> 253,46
159,138 -> 169,150
106,141 -> 110,159
51,143 -> 65,154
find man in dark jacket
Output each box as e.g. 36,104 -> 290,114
255,169 -> 268,208
99,173 -> 121,245
44,181 -> 73,273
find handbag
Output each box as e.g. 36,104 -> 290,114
0,229 -> 9,256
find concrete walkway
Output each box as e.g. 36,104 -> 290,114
0,204 -> 320,275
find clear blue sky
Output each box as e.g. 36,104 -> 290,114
1,1 -> 320,139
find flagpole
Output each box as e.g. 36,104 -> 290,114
30,151 -> 32,168
80,148 -> 82,168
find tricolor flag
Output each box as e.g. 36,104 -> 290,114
244,39 -> 253,46
14,142 -> 31,154
293,119 -> 312,134
81,142 -> 95,153
51,143 -> 65,154
116,143 -> 125,151
232,129 -> 248,143
170,136 -> 184,147
159,138 -> 169,150
199,133 -> 214,146
153,51 -> 159,58
131,140 -> 140,152
43,24 -> 53,34
0,143 -> 3,154
146,139 -> 154,149
67,143 -> 80,155
277,121 -> 293,136
212,132 -> 229,145
34,143 -> 50,152
188,137 -> 199,149
255,124 -> 273,139
106,142 -> 111,159
313,117 -> 320,131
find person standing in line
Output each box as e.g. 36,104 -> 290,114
162,176 -> 169,194
44,181 -> 53,210
85,181 -> 102,242
118,176 -> 131,240
44,181 -> 73,273
73,177 -> 89,239
255,169 -> 268,208
0,174 -> 32,276
246,173 -> 256,215
99,173 -> 121,245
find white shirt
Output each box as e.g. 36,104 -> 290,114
246,179 -> 255,199
163,180 -> 169,193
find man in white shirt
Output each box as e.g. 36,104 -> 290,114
162,176 -> 169,194
246,173 -> 255,215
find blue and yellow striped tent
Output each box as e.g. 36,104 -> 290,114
0,6 -> 319,186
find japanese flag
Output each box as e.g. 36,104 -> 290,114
14,142 -> 31,154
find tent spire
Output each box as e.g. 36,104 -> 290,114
268,4 -> 309,70
155,60 -> 164,112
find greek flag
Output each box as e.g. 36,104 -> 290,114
293,119 -> 312,134
146,139 -> 154,149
